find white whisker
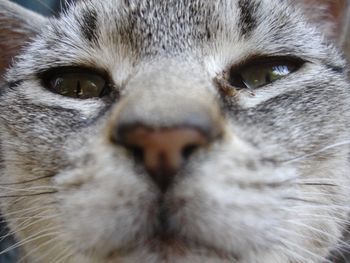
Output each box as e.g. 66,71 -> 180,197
0,227 -> 61,256
275,237 -> 333,263
283,140 -> 350,164
17,236 -> 62,263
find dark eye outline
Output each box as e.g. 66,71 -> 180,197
39,67 -> 114,100
215,56 -> 305,96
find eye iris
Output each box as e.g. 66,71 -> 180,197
52,77 -> 68,95
241,64 -> 292,89
78,79 -> 104,99
227,59 -> 302,91
45,70 -> 109,99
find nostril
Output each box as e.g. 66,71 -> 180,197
127,145 -> 144,163
182,144 -> 200,161
112,125 -> 216,192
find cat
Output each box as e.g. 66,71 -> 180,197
1,0 -> 350,262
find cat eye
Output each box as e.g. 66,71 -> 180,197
42,68 -> 111,99
225,58 -> 303,91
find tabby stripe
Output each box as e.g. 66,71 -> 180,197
238,0 -> 259,37
80,7 -> 99,43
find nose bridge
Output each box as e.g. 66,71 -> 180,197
112,62 -> 222,131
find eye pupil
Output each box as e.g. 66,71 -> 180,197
76,80 -> 82,97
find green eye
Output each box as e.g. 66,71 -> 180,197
228,58 -> 303,90
43,68 -> 111,99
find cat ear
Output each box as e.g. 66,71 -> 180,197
0,0 -> 46,77
296,0 -> 349,44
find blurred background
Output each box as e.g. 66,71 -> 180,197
10,0 -> 75,16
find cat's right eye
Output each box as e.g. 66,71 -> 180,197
42,68 -> 111,99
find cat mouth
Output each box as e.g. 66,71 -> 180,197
147,199 -> 240,260
104,206 -> 241,262
151,234 -> 241,261
104,234 -> 241,261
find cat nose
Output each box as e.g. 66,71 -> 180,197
114,125 -> 213,192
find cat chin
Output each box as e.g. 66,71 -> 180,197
68,232 -> 298,263
82,247 -> 291,263
89,247 -> 240,263
112,254 -> 235,263
70,235 -> 241,263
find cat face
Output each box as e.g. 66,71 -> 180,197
0,0 -> 350,262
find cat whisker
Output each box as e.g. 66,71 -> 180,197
328,249 -> 350,263
0,226 -> 61,256
274,227 -> 350,258
281,209 -> 350,219
33,0 -> 56,16
0,203 -> 57,217
274,236 -> 333,263
295,182 -> 339,187
284,217 -> 350,233
0,215 -> 61,243
282,197 -> 326,205
0,215 -> 59,225
281,140 -> 350,164
297,186 -> 350,194
286,191 -> 350,199
279,222 -> 350,259
0,174 -> 55,186
283,198 -> 350,210
0,186 -> 59,193
17,236 -> 62,263
277,246 -> 322,263
0,191 -> 57,198
0,218 -> 59,238
285,204 -> 350,213
285,220 -> 349,243
51,246 -> 75,263
294,178 -> 350,183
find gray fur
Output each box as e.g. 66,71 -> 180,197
0,0 -> 350,262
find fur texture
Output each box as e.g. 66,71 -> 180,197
1,0 -> 350,262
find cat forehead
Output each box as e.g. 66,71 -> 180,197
54,0 -> 254,55
45,0 -> 300,55
8,0 -> 340,81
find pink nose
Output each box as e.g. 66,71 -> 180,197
116,126 -> 210,192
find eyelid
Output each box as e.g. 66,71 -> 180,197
229,56 -> 305,75
39,66 -> 111,82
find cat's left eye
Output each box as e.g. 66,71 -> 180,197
226,58 -> 303,91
